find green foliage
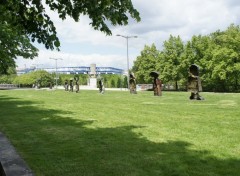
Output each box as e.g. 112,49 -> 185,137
133,24 -> 240,92
0,74 -> 17,84
208,24 -> 240,91
59,74 -> 88,85
0,21 -> 38,74
13,70 -> 53,87
0,0 -> 140,76
101,74 -> 126,88
0,0 -> 140,51
132,44 -> 161,84
159,35 -> 185,90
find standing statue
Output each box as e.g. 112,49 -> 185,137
49,82 -> 53,89
98,78 -> 105,94
74,75 -> 80,93
150,71 -> 162,96
129,73 -> 137,94
36,78 -> 41,89
64,80 -> 69,91
187,64 -> 204,100
69,79 -> 74,92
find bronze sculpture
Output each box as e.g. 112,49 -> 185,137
129,73 -> 137,94
98,78 -> 105,94
150,71 -> 162,96
64,80 -> 69,91
187,64 -> 204,100
74,75 -> 80,93
69,79 -> 73,92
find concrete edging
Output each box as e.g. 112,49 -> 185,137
0,132 -> 34,176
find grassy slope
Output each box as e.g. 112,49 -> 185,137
0,90 -> 240,176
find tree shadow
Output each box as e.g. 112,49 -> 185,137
0,95 -> 239,176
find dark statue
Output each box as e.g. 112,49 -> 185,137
35,78 -> 41,89
187,64 -> 204,100
69,79 -> 74,92
64,80 -> 69,91
150,71 -> 162,96
74,75 -> 80,93
49,82 -> 52,89
129,73 -> 137,94
98,78 -> 105,94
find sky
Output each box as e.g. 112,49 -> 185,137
16,0 -> 240,71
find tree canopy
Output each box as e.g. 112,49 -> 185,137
0,0 -> 140,73
1,0 -> 140,50
133,24 -> 240,92
132,44 -> 160,84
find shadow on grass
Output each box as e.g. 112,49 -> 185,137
0,94 -> 239,176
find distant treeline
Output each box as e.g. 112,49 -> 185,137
0,70 -> 128,88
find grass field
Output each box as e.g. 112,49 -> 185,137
0,89 -> 240,176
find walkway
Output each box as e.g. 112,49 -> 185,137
0,132 -> 34,176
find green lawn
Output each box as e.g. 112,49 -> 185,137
0,89 -> 240,176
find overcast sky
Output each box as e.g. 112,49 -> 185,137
16,0 -> 240,70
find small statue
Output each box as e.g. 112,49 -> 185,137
69,79 -> 74,92
36,79 -> 41,89
64,80 -> 69,91
150,71 -> 162,96
187,64 -> 204,100
74,75 -> 80,93
98,78 -> 105,94
49,82 -> 52,89
129,73 -> 137,94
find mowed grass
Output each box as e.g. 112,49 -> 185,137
0,89 -> 240,176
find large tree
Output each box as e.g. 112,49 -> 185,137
1,0 -> 140,50
132,44 -> 161,84
159,35 -> 184,90
182,34 -> 214,90
208,24 -> 240,91
0,22 -> 38,74
0,0 -> 140,72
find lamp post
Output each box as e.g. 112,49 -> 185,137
49,58 -> 62,89
116,34 -> 137,89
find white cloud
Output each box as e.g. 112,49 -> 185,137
16,0 -> 240,70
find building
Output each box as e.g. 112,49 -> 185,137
17,65 -> 124,75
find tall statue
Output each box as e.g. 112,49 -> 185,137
129,73 -> 137,94
98,78 -> 105,94
36,78 -> 41,89
187,64 -> 204,100
74,75 -> 80,93
69,79 -> 74,92
150,71 -> 162,96
64,80 -> 69,91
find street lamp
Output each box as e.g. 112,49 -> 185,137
49,58 -> 62,89
116,34 -> 137,89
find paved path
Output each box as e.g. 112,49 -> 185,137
0,132 -> 34,176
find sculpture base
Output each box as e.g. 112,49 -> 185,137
88,78 -> 97,88
189,92 -> 204,100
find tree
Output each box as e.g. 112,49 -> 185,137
13,70 -> 53,87
0,0 -> 140,73
182,35 -> 214,91
159,35 -> 184,90
0,22 -> 38,74
132,44 -> 161,84
209,24 -> 240,91
1,0 -> 140,51
181,24 -> 240,92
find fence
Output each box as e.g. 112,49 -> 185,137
0,84 -> 18,89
